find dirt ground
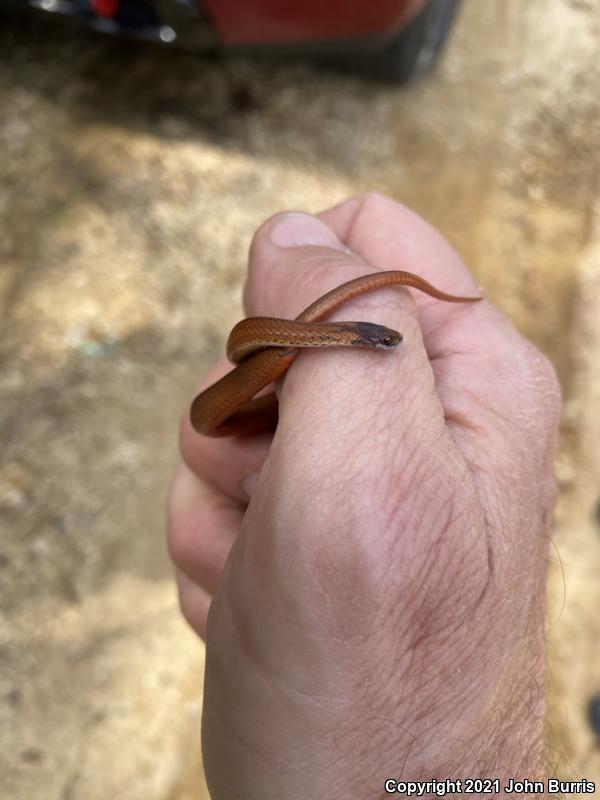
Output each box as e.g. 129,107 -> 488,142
1,1 -> 599,798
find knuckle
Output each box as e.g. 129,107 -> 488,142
176,577 -> 208,640
179,415 -> 210,475
168,506 -> 231,581
354,190 -> 390,210
167,512 -> 201,571
349,191 -> 396,224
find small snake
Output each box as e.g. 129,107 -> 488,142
190,270 -> 481,437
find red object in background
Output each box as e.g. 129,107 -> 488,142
4,0 -> 459,84
92,0 -> 120,18
202,0 -> 425,45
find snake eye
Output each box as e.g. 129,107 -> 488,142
378,331 -> 403,349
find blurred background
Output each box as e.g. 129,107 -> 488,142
1,1 -> 599,798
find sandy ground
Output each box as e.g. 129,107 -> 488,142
1,1 -> 599,798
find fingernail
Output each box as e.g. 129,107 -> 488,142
270,212 -> 344,249
239,472 -> 259,500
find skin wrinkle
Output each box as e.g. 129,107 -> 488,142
465,528 -> 495,608
315,416 -> 373,487
305,329 -> 407,400
437,368 -> 506,435
266,474 -> 385,646
285,261 -> 331,317
354,651 -> 407,714
384,566 -> 530,756
431,671 -> 532,777
381,442 -> 485,603
444,407 -> 490,437
522,659 -> 545,721
430,354 -> 490,414
406,641 -> 479,716
216,561 -> 266,675
219,523 -> 321,678
430,345 -> 483,364
488,703 -> 544,777
385,494 -> 447,590
309,450 -> 362,512
204,636 -> 295,773
307,534 -> 371,634
301,248 -> 362,269
371,715 -> 419,781
224,564 -> 353,716
282,369 -> 372,457
382,407 -> 428,485
362,599 -> 415,669
355,692 -> 425,766
375,600 -> 415,679
327,694 -> 402,777
386,544 -> 445,646
389,691 -> 483,779
221,686 -> 346,798
422,477 -> 480,557
488,471 -> 545,557
477,634 -> 542,751
269,664 -> 354,710
378,491 -> 426,587
431,629 -> 490,695
327,384 -> 403,473
267,252 -> 373,320
457,382 -> 521,434
335,684 -> 409,763
410,683 -> 486,753
443,734 -> 487,778
399,548 -> 470,652
455,428 -> 541,548
415,494 -> 467,581
392,352 -> 438,414
382,427 -> 433,517
435,519 -> 488,614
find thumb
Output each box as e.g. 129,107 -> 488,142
244,211 -> 444,471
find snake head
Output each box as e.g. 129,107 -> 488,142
352,322 -> 403,351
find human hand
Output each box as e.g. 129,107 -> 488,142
168,193 -> 560,798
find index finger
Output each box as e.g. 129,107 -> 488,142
318,193 -> 560,488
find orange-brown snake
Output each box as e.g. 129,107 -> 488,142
190,271 -> 481,437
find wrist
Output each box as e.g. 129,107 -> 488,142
377,605 -> 547,794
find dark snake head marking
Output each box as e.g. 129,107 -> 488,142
353,321 -> 403,350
